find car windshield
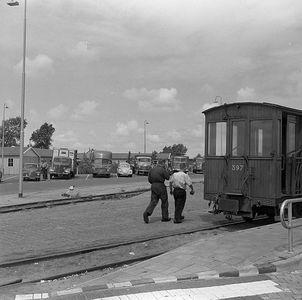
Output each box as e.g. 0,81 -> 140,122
119,163 -> 129,168
24,164 -> 38,168
54,157 -> 71,164
138,158 -> 151,162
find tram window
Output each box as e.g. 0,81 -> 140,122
250,120 -> 272,156
232,121 -> 245,156
208,122 -> 226,156
288,122 -> 296,153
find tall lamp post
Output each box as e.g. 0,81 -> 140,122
8,0 -> 27,197
144,120 -> 149,153
1,103 -> 9,175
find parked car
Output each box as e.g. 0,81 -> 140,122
117,162 -> 133,177
23,163 -> 41,181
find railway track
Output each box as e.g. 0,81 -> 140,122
0,188 -> 150,214
0,216 -> 274,287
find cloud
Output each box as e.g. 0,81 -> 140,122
124,87 -> 180,112
190,124 -> 203,138
71,100 -> 100,121
48,104 -> 68,119
236,87 -> 256,102
115,120 -> 139,136
14,54 -> 54,78
67,41 -> 101,61
147,134 -> 160,143
167,129 -> 181,141
53,130 -> 78,144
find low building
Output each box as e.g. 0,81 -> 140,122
1,147 -> 52,175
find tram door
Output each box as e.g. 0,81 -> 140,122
227,120 -> 246,194
282,114 -> 297,195
229,118 -> 278,201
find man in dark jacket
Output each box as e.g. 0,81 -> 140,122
143,160 -> 171,223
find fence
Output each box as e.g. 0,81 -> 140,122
280,198 -> 302,252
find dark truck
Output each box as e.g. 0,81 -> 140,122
193,157 -> 205,173
133,155 -> 152,175
49,148 -> 77,179
171,155 -> 189,173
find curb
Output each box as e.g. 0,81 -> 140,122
50,262 -> 280,298
13,257 -> 302,299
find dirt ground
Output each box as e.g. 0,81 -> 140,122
1,228 -> 224,295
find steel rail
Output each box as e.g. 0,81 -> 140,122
0,217 -> 271,269
0,188 -> 151,214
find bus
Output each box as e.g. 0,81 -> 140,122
91,150 -> 112,178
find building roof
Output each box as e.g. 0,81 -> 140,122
112,153 -> 152,160
2,147 -> 53,157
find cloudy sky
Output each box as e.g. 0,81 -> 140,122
1,0 -> 302,157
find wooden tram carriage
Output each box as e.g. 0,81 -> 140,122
203,102 -> 302,220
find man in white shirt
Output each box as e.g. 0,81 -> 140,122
169,164 -> 195,223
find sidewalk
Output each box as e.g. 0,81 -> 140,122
1,179 -> 302,300
50,219 -> 302,299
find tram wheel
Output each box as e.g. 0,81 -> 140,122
266,213 -> 275,220
242,216 -> 254,222
293,203 -> 302,218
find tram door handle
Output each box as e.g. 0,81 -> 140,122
281,154 -> 285,170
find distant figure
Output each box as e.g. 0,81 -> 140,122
61,185 -> 75,197
41,159 -> 49,180
169,165 -> 195,223
143,160 -> 171,224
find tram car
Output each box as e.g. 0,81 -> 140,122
203,102 -> 302,221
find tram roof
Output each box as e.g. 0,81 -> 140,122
202,101 -> 302,115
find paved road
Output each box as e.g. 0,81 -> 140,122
0,173 -> 152,195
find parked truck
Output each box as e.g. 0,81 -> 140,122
171,155 -> 189,173
192,157 -> 205,174
91,150 -> 112,178
49,147 -> 77,179
133,154 -> 152,175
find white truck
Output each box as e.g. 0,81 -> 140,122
49,147 -> 77,179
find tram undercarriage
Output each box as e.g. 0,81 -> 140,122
208,193 -> 302,221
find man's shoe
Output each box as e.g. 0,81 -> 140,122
181,215 -> 185,220
161,217 -> 171,222
174,219 -> 182,224
143,212 -> 149,224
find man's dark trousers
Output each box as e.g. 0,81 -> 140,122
145,182 -> 169,219
173,187 -> 186,221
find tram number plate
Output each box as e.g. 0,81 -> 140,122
231,164 -> 244,171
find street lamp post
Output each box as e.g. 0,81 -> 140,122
1,103 -> 9,175
8,0 -> 27,197
144,120 -> 149,153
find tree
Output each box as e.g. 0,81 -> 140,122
151,150 -> 158,160
161,144 -> 188,156
78,151 -> 93,174
30,122 -> 55,149
0,116 -> 28,147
